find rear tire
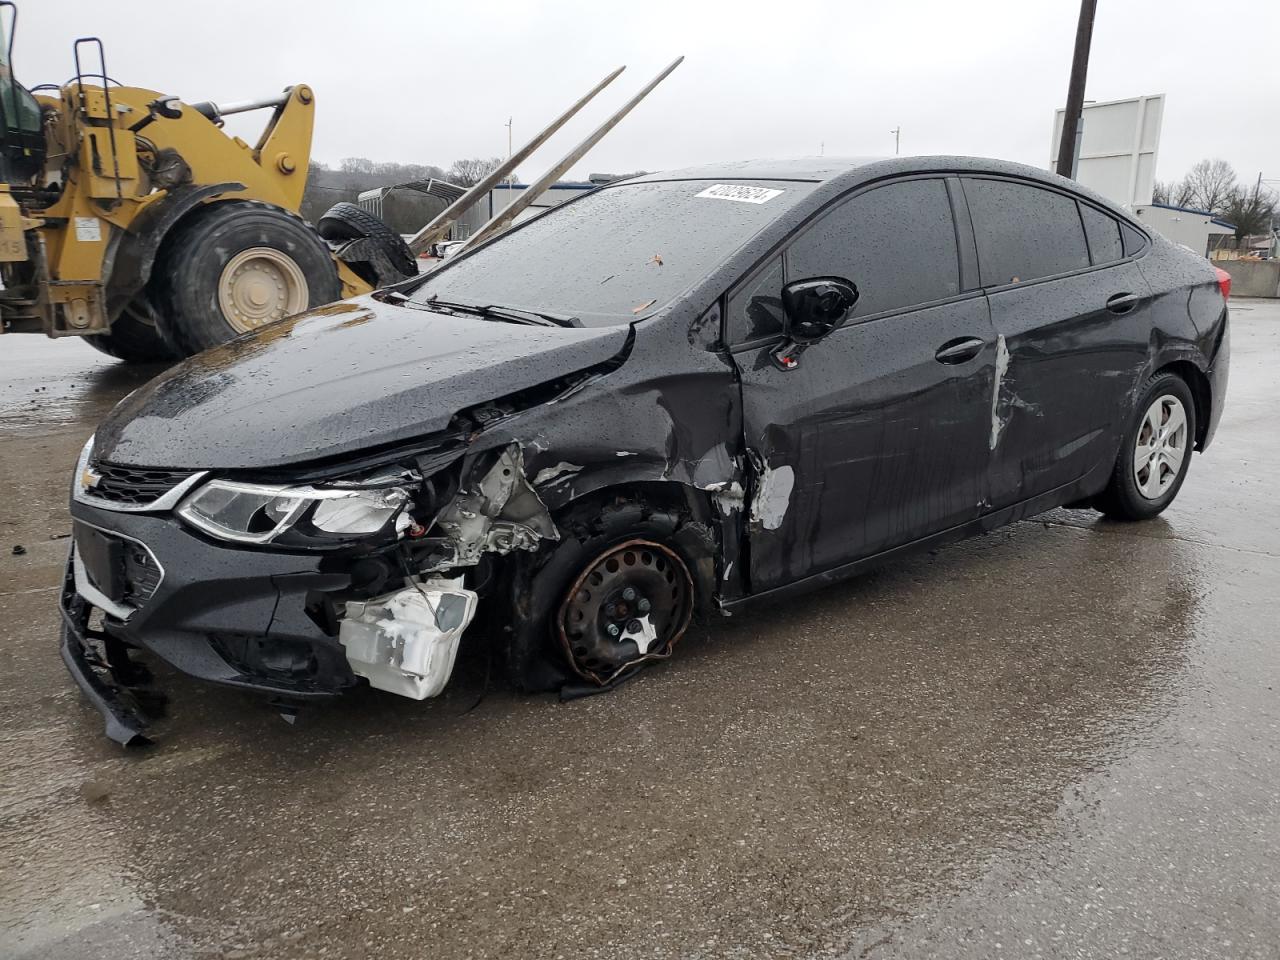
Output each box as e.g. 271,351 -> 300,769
150,200 -> 341,357
1097,372 -> 1196,521
81,299 -> 178,364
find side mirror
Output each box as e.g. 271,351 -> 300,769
773,277 -> 859,370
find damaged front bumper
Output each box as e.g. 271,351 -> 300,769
59,557 -> 153,747
59,501 -> 376,744
60,443 -> 563,742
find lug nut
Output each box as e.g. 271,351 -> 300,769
606,623 -> 621,637
638,598 -> 651,613
604,602 -> 617,617
622,587 -> 637,601
627,619 -> 642,634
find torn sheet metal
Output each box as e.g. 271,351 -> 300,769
702,479 -> 745,517
429,446 -> 559,569
748,460 -> 795,531
532,461 -> 584,487
989,334 -> 1010,450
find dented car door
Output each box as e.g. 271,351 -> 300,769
730,178 -> 998,591
961,177 -> 1153,509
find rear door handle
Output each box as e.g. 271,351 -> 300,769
1106,292 -> 1140,314
934,336 -> 986,364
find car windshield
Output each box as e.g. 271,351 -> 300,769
410,179 -> 816,326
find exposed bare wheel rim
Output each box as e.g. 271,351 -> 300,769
217,246 -> 309,334
1133,393 -> 1189,499
557,538 -> 694,686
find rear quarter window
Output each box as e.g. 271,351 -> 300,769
963,178 -> 1091,286
1121,221 -> 1148,257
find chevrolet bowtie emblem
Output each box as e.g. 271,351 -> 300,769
81,464 -> 102,491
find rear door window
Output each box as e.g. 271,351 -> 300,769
785,178 -> 960,319
963,178 -> 1091,286
1079,203 -> 1124,264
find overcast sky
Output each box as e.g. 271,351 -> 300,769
23,1 -> 1280,187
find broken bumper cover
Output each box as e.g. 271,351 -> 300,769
59,561 -> 152,747
62,501 -> 363,717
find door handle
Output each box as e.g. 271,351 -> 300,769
934,336 -> 986,364
1106,292 -> 1140,314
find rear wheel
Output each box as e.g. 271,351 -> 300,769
1097,372 -> 1196,521
150,201 -> 341,356
81,298 -> 178,364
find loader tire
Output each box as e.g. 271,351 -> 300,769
82,300 -> 179,364
151,200 -> 341,357
317,202 -> 417,279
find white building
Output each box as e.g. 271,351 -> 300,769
1134,203 -> 1235,258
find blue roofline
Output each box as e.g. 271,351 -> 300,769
1147,202 -> 1237,230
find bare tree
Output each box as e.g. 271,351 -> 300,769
1153,176 -> 1197,208
447,156 -> 505,187
339,157 -> 375,176
1220,184 -> 1278,245
1182,159 -> 1238,213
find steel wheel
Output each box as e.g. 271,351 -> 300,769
1133,394 -> 1188,500
557,539 -> 694,686
217,247 -> 310,334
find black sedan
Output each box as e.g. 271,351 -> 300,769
61,156 -> 1231,744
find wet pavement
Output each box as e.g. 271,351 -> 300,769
1,303 -> 1278,960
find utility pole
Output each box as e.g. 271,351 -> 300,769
505,116 -> 514,187
1055,0 -> 1098,179
890,126 -> 900,155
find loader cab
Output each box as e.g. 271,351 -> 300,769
0,2 -> 47,182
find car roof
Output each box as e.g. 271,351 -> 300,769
626,155 -> 1136,221
630,157 -> 889,183
629,155 -> 1087,189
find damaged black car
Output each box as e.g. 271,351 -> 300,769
61,157 -> 1231,744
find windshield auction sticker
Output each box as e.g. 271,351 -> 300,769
695,184 -> 784,204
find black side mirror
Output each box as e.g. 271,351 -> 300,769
772,277 -> 859,370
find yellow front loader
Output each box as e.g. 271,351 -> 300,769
0,6 -> 400,362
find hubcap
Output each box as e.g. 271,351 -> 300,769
557,539 -> 694,685
1133,394 -> 1188,500
217,247 -> 309,334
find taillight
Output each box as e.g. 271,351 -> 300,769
1214,266 -> 1232,300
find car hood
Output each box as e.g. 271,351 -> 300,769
93,297 -> 631,469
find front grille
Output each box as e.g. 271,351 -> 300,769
89,462 -> 196,506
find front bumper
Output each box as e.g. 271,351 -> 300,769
61,500 -> 364,741
59,558 -> 153,747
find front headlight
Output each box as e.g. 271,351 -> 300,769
177,479 -> 409,545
